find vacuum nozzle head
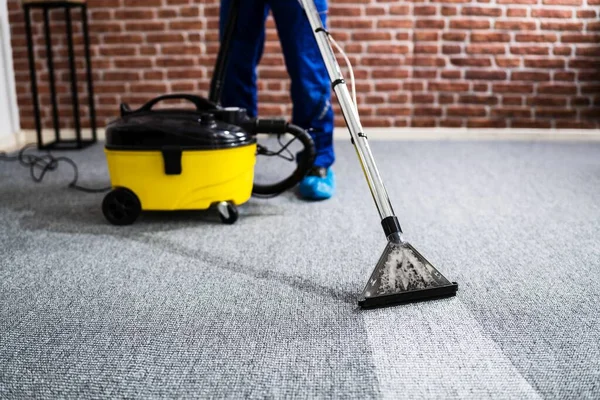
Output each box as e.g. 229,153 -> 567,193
358,239 -> 458,308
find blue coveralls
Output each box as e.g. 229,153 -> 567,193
219,0 -> 335,169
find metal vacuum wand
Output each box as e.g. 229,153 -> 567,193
300,0 -> 458,308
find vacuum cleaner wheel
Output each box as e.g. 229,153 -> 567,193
102,187 -> 142,226
217,201 -> 239,225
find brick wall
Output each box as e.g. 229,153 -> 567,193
6,0 -> 600,130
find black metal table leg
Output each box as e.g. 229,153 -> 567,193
81,4 -> 97,141
24,5 -> 43,149
43,7 -> 61,145
64,6 -> 82,148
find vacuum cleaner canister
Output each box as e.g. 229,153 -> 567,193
103,108 -> 256,226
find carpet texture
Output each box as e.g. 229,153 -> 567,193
1,140 -> 599,399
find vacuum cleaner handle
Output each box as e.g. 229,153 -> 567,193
121,94 -> 219,116
300,0 -> 402,238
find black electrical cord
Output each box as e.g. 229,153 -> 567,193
256,133 -> 298,161
0,144 -> 111,193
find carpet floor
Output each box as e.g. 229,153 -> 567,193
1,140 -> 599,399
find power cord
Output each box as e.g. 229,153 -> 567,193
0,144 -> 111,193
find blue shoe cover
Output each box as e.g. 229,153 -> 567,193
299,168 -> 335,200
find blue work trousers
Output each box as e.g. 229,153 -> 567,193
219,0 -> 335,168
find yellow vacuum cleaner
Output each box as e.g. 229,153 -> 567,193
102,94 -> 314,226
102,0 -> 314,226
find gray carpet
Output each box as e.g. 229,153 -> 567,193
1,140 -> 599,399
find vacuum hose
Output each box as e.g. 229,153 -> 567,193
250,120 -> 316,197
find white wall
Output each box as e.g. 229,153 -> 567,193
0,0 -> 20,148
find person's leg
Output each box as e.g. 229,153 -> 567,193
219,0 -> 269,117
268,0 -> 335,200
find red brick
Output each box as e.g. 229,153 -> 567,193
556,121 -> 597,129
562,34 -> 600,43
512,120 -> 552,128
442,6 -> 458,15
429,82 -> 470,92
147,33 -> 186,43
576,47 -> 600,57
536,109 -> 576,118
442,120 -> 465,128
507,8 -> 528,17
555,72 -> 576,81
471,32 -> 510,42
442,70 -> 462,79
553,47 -> 572,56
494,57 -> 521,68
538,84 -> 578,94
439,94 -> 456,104
524,59 -> 565,68
531,9 -> 573,18
459,95 -> 499,105
415,20 -> 445,29
451,58 -> 492,67
414,45 -> 439,54
577,10 -> 596,18
404,82 -> 425,91
587,22 -> 600,31
114,10 -> 155,20
413,32 -> 439,41
510,46 -> 549,55
569,60 -> 600,69
390,5 -> 410,15
467,119 -> 507,128
569,97 -> 590,106
442,45 -> 462,54
462,6 -> 502,16
540,22 -> 583,31
414,6 -> 438,15
125,21 -> 166,31
413,70 -> 438,79
414,107 -> 443,117
466,70 -> 507,80
372,70 -> 410,79
579,72 -> 600,81
512,71 -> 551,81
495,20 -> 537,30
543,0 -> 581,4
124,0 -> 162,6
503,96 -> 523,105
527,97 -> 568,106
493,83 -> 534,93
498,0 -> 537,3
450,19 -> 491,30
389,94 -> 409,103
581,85 -> 600,94
442,32 -> 466,41
515,34 -> 557,42
467,45 -> 506,54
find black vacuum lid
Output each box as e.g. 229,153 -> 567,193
105,110 -> 255,150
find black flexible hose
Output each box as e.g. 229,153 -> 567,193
252,123 -> 316,197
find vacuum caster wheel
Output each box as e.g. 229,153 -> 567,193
217,201 -> 238,225
102,187 -> 141,226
